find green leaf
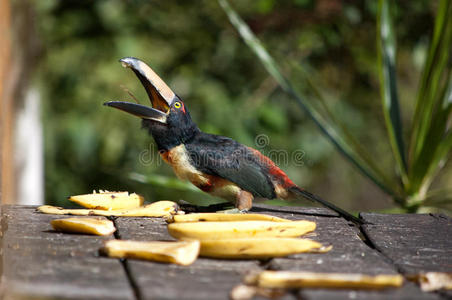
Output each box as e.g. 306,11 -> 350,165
218,0 -> 399,196
411,77 -> 452,192
420,128 -> 452,194
409,0 -> 452,193
377,0 -> 407,182
409,0 -> 452,172
129,172 -> 201,192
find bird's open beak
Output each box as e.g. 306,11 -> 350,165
103,101 -> 168,123
104,57 -> 178,123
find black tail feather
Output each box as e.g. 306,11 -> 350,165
290,186 -> 364,224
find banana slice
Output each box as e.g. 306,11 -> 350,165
200,238 -> 328,259
415,272 -> 452,292
167,220 -> 316,240
69,191 -> 144,210
251,271 -> 404,289
38,201 -> 178,217
102,239 -> 200,266
168,213 -> 291,223
51,217 -> 116,236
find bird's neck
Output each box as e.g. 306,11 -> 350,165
148,121 -> 201,151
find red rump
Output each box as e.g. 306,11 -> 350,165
247,147 -> 295,188
198,180 -> 213,192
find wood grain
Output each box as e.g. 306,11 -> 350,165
1,206 -> 134,299
2,205 -> 450,300
360,213 -> 452,275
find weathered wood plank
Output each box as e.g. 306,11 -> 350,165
0,206 -> 134,300
256,211 -> 443,300
251,204 -> 340,218
268,216 -> 396,274
296,281 -> 441,300
114,216 -> 172,241
361,213 -> 452,299
360,213 -> 452,275
127,261 -> 256,300
114,216 -> 262,300
2,205 -> 449,300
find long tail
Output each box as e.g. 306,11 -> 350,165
289,186 -> 364,224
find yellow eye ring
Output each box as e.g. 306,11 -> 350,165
174,102 -> 182,109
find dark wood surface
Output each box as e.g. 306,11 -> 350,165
1,205 -> 451,300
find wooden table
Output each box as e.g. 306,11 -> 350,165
1,205 -> 451,299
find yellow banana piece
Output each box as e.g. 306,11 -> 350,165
69,190 -> 144,210
167,220 -> 316,240
200,238 -> 328,259
252,271 -> 404,289
51,217 -> 116,236
38,200 -> 178,217
168,213 -> 291,223
102,239 -> 200,266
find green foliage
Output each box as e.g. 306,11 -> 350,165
219,0 -> 452,212
34,0 -> 450,212
219,0 -> 398,197
377,0 -> 407,184
407,0 -> 452,204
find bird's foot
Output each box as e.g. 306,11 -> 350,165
235,190 -> 253,210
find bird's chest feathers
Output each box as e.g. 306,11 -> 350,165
160,145 -> 209,186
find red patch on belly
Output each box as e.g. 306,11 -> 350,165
198,182 -> 213,192
197,176 -> 234,193
159,150 -> 169,163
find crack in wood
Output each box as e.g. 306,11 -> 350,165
360,225 -> 451,300
358,214 -> 452,300
111,217 -> 143,300
3,206 -> 445,299
357,223 -> 405,275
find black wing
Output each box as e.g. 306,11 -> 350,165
185,132 -> 276,199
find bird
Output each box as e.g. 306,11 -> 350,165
104,57 -> 363,224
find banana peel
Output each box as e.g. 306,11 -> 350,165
102,239 -> 200,266
200,238 -> 330,259
51,217 -> 116,236
248,271 -> 404,289
167,220 -> 316,240
38,201 -> 178,217
69,190 -> 144,210
167,212 -> 290,223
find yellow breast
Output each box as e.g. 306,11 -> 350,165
163,144 -> 210,187
159,144 -> 241,201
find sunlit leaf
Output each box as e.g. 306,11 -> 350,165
409,0 -> 452,195
409,0 -> 452,168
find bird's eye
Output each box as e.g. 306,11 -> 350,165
174,102 -> 182,109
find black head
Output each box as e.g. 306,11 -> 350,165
141,99 -> 199,150
104,57 -> 199,150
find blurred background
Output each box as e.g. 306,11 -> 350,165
1,0 -> 450,213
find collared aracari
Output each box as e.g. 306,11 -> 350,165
104,57 -> 362,224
